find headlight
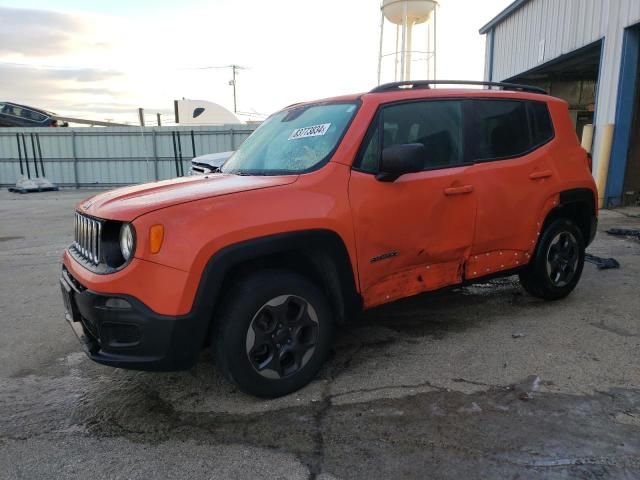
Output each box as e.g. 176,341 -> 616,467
119,223 -> 135,261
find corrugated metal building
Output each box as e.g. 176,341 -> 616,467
480,0 -> 640,206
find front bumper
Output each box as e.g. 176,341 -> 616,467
60,266 -> 203,371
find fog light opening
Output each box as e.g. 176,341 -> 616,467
104,297 -> 132,309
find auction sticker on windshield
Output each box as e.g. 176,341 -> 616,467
288,123 -> 331,140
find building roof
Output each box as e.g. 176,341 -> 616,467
479,0 -> 531,34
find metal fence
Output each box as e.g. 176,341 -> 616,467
0,125 -> 257,188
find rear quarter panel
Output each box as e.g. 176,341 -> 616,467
546,98 -> 598,200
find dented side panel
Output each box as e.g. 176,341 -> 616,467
364,261 -> 463,308
465,250 -> 528,280
348,168 -> 477,309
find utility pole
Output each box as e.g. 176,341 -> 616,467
228,64 -> 240,113
187,64 -> 246,114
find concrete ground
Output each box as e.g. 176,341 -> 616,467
1,189 -> 639,479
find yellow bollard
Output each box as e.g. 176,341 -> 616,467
581,124 -> 594,153
595,124 -> 614,209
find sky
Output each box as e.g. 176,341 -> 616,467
0,0 -> 512,124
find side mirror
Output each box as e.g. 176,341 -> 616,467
376,143 -> 425,182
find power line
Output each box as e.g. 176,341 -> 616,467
179,64 -> 249,71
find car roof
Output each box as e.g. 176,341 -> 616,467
0,101 -> 54,116
283,93 -> 363,110
285,87 -> 558,110
363,87 -> 555,103
276,83 -> 564,117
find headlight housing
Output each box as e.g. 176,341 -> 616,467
119,223 -> 135,261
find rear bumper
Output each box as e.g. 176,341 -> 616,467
60,266 -> 203,371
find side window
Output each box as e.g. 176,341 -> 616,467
359,119 -> 380,173
20,108 -> 42,122
471,100 -> 530,160
528,101 -> 554,146
356,100 -> 464,172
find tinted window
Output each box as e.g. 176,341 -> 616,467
471,99 -> 554,161
471,100 -> 530,160
0,103 -> 47,122
358,100 -> 464,172
20,108 -> 46,122
528,101 -> 554,146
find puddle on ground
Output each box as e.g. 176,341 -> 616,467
2,367 -> 640,479
0,236 -> 24,242
3,275 -> 639,478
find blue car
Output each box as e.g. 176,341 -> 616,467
0,102 -> 67,127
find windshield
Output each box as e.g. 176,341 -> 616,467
221,101 -> 358,175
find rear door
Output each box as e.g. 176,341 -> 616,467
348,99 -> 477,308
464,98 -> 559,279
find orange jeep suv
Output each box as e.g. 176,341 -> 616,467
61,81 -> 597,397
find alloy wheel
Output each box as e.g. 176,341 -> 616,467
545,231 -> 579,287
245,295 -> 319,379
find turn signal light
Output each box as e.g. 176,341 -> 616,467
149,224 -> 164,254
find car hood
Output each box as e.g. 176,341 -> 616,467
192,151 -> 235,168
78,173 -> 298,221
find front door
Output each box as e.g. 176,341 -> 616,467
348,99 -> 477,308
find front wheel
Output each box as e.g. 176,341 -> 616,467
214,271 -> 334,398
519,218 -> 585,300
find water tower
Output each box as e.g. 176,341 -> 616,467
377,0 -> 438,84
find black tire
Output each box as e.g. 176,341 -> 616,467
213,270 -> 334,398
519,218 -> 585,300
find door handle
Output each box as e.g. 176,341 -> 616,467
529,170 -> 553,180
444,185 -> 474,195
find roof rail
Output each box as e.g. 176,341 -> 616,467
370,80 -> 548,95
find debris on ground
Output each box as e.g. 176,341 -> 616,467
606,228 -> 640,241
585,253 -> 620,270
512,333 -> 526,339
511,375 -> 541,402
8,176 -> 58,193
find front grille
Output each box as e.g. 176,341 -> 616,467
74,213 -> 103,265
190,163 -> 213,175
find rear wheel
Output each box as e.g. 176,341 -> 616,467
519,218 -> 585,300
214,271 -> 334,398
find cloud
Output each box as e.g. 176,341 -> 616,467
0,64 -> 122,110
0,63 -> 121,90
44,67 -> 122,83
64,87 -> 121,96
0,7 -> 85,56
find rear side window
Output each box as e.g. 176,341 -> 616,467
528,101 -> 554,146
471,100 -> 529,160
470,99 -> 554,161
357,100 -> 465,172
